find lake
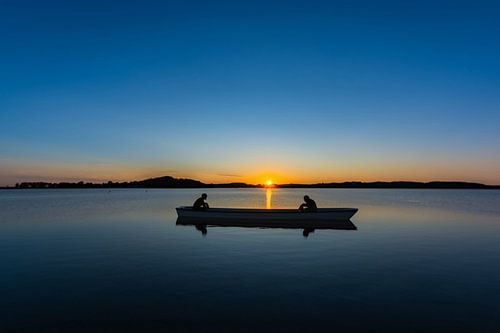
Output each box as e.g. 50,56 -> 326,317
1,188 -> 500,332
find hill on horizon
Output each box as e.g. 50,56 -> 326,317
9,176 -> 500,189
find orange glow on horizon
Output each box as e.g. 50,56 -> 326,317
2,158 -> 500,186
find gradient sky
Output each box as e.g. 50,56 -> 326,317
1,0 -> 500,186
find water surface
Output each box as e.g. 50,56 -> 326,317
1,189 -> 499,332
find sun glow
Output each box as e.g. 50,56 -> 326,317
265,179 -> 273,187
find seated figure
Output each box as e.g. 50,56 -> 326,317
299,195 -> 317,212
193,193 -> 209,210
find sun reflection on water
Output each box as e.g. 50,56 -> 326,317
266,188 -> 272,209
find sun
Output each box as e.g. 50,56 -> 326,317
265,179 -> 273,187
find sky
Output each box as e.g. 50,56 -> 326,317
1,0 -> 500,185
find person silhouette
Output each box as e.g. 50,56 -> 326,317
299,195 -> 317,212
193,193 -> 209,210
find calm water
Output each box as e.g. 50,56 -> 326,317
1,189 -> 500,332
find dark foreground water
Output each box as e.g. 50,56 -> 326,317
1,188 -> 500,332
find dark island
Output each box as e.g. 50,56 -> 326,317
5,176 -> 500,189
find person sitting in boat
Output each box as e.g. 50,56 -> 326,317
193,193 -> 209,210
299,195 -> 317,212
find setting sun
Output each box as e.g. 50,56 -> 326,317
265,179 -> 273,187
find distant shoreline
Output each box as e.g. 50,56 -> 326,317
2,176 -> 500,190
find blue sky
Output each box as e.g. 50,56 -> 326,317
1,0 -> 500,185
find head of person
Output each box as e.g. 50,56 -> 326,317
304,195 -> 310,201
202,193 -> 207,199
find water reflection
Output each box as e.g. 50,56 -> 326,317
195,224 -> 207,236
177,218 -> 357,236
2,189 -> 500,332
266,188 -> 272,209
303,228 -> 315,238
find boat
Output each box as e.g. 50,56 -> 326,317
175,206 -> 358,229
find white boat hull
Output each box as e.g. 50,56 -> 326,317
176,206 -> 358,229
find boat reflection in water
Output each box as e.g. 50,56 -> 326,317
176,216 -> 357,237
176,217 -> 357,236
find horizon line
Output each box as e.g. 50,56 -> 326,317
4,175 -> 500,188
